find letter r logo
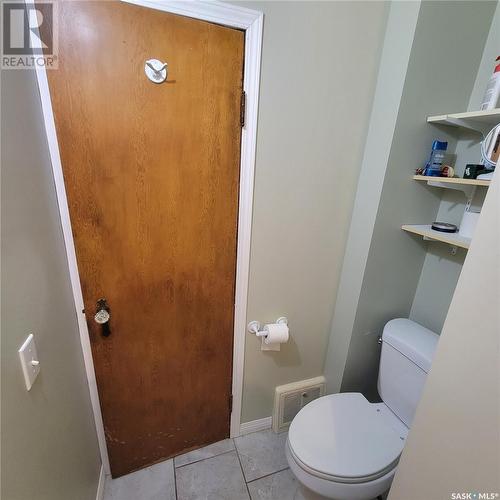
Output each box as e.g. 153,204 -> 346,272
2,3 -> 53,55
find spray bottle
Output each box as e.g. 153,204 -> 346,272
481,56 -> 500,111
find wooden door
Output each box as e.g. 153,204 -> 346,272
47,1 -> 244,477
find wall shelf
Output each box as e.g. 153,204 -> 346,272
427,108 -> 500,134
402,224 -> 471,250
413,175 -> 490,187
413,174 -> 490,200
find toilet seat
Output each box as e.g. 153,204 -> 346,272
287,393 -> 407,484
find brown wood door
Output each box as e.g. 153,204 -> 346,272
47,1 -> 244,477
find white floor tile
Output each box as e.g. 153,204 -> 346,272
234,429 -> 289,482
175,450 -> 250,500
103,460 -> 175,500
174,438 -> 235,468
247,469 -> 328,500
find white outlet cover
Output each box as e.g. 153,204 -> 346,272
18,334 -> 40,391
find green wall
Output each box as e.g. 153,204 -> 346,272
410,2 -> 500,333
1,69 -> 101,500
234,1 -> 389,422
325,1 -> 497,398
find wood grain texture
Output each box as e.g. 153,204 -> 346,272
47,0 -> 244,477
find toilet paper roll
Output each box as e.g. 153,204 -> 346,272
263,323 -> 289,345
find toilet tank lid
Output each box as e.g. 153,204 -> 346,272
382,319 -> 439,373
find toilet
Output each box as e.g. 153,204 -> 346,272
286,318 -> 439,500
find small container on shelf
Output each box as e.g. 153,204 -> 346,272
459,210 -> 480,239
431,222 -> 458,233
423,140 -> 448,177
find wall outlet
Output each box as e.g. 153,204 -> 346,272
18,334 -> 40,391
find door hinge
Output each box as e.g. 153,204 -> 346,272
240,91 -> 246,128
229,394 -> 233,413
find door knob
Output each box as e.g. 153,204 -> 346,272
95,298 -> 111,337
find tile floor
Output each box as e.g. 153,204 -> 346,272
103,429 -> 386,500
103,429 -> 326,500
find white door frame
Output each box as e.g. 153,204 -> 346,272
30,0 -> 263,474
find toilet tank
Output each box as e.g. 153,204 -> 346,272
377,318 -> 439,427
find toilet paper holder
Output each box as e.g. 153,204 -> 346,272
247,317 -> 288,337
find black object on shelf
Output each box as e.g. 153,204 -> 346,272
431,222 -> 458,233
463,164 -> 489,179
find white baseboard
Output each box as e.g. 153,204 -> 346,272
239,416 -> 272,435
96,465 -> 105,500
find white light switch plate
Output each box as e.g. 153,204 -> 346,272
18,334 -> 40,391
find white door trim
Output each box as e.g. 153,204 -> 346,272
95,465 -> 106,500
30,0 -> 263,474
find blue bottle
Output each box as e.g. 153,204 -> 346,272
424,140 -> 448,176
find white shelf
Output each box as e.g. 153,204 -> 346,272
413,175 -> 490,187
402,224 -> 471,250
413,175 -> 490,200
413,112 -> 494,252
427,109 -> 500,134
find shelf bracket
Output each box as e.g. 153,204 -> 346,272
422,236 -> 458,254
444,117 -> 490,136
427,179 -> 476,203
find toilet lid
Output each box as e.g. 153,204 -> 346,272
288,393 -> 405,483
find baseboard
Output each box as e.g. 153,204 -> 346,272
95,464 -> 105,500
239,416 -> 272,435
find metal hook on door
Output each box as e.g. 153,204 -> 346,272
145,59 -> 168,84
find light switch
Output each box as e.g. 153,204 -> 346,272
18,334 -> 40,391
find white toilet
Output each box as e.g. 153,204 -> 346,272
286,318 -> 439,500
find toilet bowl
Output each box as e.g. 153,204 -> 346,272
286,393 -> 407,500
286,318 -> 438,500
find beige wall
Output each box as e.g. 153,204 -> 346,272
235,1 -> 389,422
389,170 -> 499,499
1,69 -> 101,500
